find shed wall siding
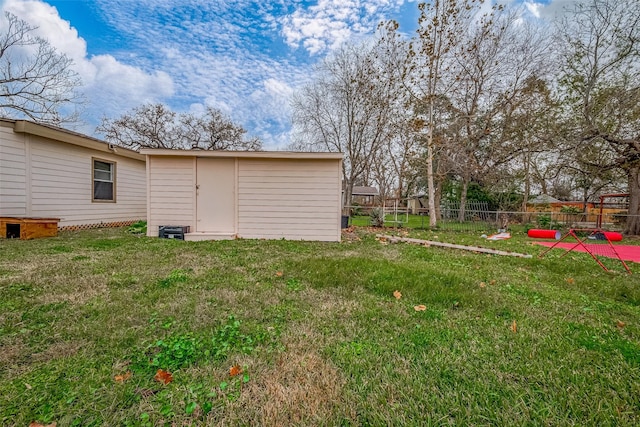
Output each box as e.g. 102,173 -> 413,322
147,156 -> 195,237
0,127 -> 27,216
237,159 -> 341,241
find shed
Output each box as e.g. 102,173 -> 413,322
0,119 -> 146,235
141,149 -> 343,242
408,194 -> 429,214
527,194 -> 561,205
351,185 -> 379,206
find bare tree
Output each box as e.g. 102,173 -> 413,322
370,21 -> 417,205
495,77 -> 561,210
409,0 -> 486,227
558,0 -> 640,234
0,12 -> 82,125
444,8 -> 555,220
97,103 -> 182,150
180,107 -> 261,150
97,103 -> 261,151
291,40 -> 397,209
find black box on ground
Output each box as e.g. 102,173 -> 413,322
158,225 -> 190,240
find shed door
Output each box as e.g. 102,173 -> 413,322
196,158 -> 235,233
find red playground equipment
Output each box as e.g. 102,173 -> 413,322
538,228 -> 632,274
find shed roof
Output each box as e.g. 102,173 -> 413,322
352,186 -> 379,196
140,148 -> 343,160
528,194 -> 561,204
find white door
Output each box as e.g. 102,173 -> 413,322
196,158 -> 235,233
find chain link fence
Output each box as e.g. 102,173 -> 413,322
345,205 -> 637,234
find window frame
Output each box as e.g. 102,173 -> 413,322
92,157 -> 117,203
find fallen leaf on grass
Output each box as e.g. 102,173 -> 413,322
154,369 -> 173,385
275,271 -> 283,277
393,290 -> 402,300
489,280 -> 496,285
616,320 -> 626,329
510,320 -> 517,333
566,277 -> 575,285
479,282 -> 487,289
114,371 -> 132,383
229,365 -> 242,377
414,305 -> 427,311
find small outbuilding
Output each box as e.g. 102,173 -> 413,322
351,185 -> 379,206
141,149 -> 343,242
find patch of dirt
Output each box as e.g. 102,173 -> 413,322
301,287 -> 360,321
341,226 -> 361,242
37,279 -> 108,306
30,340 -> 88,363
247,352 -> 343,424
215,327 -> 347,426
0,340 -> 27,366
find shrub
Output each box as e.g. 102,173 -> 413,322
127,220 -> 147,235
370,208 -> 384,227
560,205 -> 582,214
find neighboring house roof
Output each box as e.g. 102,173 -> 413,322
0,118 -> 144,161
352,186 -> 379,196
528,194 -> 561,204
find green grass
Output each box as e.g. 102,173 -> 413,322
349,213 -> 501,231
1,226 -> 640,425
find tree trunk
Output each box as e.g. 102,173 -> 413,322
396,178 -> 404,205
458,177 -> 469,222
426,100 -> 437,227
540,179 -> 547,196
522,150 -> 531,212
343,179 -> 354,216
624,166 -> 640,235
427,141 -> 437,227
434,178 -> 443,221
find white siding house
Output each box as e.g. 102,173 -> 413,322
142,149 -> 343,242
0,119 -> 146,230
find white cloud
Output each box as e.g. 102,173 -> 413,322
82,0 -> 314,147
541,0 -> 583,19
263,78 -> 294,98
3,0 -> 87,58
281,0 -> 408,55
85,55 -> 173,103
0,0 -> 412,148
514,0 -> 584,20
0,0 -> 174,127
524,2 -> 542,18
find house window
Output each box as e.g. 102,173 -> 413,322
93,159 -> 116,201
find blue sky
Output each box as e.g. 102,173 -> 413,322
0,0 -> 563,149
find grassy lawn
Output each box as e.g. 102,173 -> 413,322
1,226 -> 640,426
